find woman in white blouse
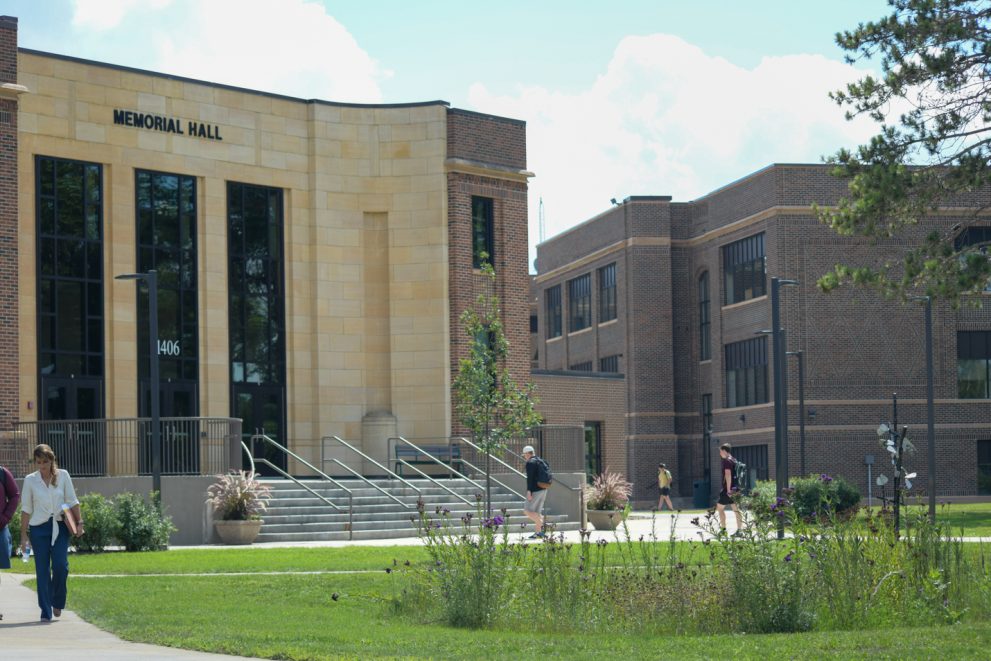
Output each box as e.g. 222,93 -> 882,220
19,444 -> 85,622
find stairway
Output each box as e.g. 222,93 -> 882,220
256,477 -> 578,542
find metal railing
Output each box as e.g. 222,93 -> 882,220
13,417 -> 241,477
321,436 -> 418,509
249,433 -> 353,538
389,436 -> 481,506
492,438 -> 587,529
455,436 -> 524,500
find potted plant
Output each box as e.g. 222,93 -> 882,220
207,470 -> 272,545
584,471 -> 632,530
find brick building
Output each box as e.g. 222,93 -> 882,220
0,16 -> 531,475
532,164 -> 991,505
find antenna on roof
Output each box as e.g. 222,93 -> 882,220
538,196 -> 545,243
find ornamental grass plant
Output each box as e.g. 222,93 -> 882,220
584,471 -> 632,510
395,477 -> 991,637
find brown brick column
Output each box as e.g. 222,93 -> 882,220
0,16 -> 19,431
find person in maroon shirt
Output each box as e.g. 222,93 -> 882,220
716,443 -> 743,535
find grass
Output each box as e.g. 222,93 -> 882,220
59,571 -> 991,659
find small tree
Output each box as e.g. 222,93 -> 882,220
453,259 -> 540,515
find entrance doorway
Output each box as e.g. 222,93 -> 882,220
234,385 -> 287,476
139,379 -> 200,475
39,376 -> 105,476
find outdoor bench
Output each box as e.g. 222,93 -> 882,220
394,444 -> 463,477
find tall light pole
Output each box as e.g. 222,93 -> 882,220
116,270 -> 161,499
771,277 -> 798,538
912,295 -> 936,523
787,350 -> 806,477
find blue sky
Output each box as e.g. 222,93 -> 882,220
7,0 -> 892,264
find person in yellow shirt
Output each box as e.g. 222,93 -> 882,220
657,463 -> 674,511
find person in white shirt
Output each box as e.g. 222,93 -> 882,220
19,444 -> 84,622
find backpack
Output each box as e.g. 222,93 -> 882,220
734,459 -> 751,493
535,457 -> 553,489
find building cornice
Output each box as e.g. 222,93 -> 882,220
445,157 -> 533,183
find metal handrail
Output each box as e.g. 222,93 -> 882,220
466,436 -> 587,528
391,436 -> 484,489
249,434 -> 355,538
252,434 -> 353,494
240,440 -> 256,475
321,436 -> 422,493
458,436 -> 524,477
325,458 -> 412,509
455,454 -> 524,500
394,458 -> 475,506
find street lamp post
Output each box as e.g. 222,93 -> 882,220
770,277 -> 798,539
116,270 -> 161,499
787,350 -> 806,477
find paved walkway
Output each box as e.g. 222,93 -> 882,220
3,511 -> 988,659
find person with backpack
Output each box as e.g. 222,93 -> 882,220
656,463 -> 674,511
1,461 -> 21,620
522,445 -> 551,539
717,443 -> 743,536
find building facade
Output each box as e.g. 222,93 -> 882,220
532,164 -> 991,504
0,16 -> 531,475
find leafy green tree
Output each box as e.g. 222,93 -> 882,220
452,259 -> 540,515
817,0 -> 991,304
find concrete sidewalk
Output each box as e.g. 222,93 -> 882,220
0,572 -> 260,660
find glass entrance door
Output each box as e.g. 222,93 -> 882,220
234,385 -> 287,476
39,376 -> 104,476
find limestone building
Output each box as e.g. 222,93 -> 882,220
0,16 -> 532,476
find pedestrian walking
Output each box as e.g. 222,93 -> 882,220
716,443 -> 743,536
523,445 -> 552,538
19,444 -> 84,622
0,461 -> 21,621
656,463 -> 674,511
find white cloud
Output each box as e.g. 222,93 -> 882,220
71,0 -> 387,102
72,0 -> 173,31
467,34 -> 880,263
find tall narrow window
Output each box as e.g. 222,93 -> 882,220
954,227 -> 991,292
701,393 -> 713,437
569,273 -> 591,332
228,182 -> 288,475
723,233 -> 766,305
979,439 -> 991,495
471,196 -> 494,268
546,285 -> 562,338
958,331 -> 991,398
724,337 -> 768,407
136,170 -> 199,418
36,156 -> 105,423
699,271 -> 711,360
598,263 -> 617,322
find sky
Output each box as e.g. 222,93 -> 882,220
6,0 -> 893,267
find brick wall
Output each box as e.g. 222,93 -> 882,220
447,110 -> 531,435
535,163 -> 991,501
0,16 -> 18,430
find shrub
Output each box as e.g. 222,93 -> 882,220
75,493 -> 116,552
790,473 -> 860,520
112,491 -> 175,551
585,472 -> 632,510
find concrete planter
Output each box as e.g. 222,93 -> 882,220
586,509 -> 624,531
214,519 -> 263,545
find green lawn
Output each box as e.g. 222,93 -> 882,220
59,572 -> 991,659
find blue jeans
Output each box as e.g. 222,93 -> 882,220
0,525 -> 11,569
29,519 -> 70,620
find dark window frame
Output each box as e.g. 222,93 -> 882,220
723,233 -> 766,305
568,273 -> 592,332
958,331 -> 991,398
227,182 -> 287,388
135,169 -> 199,415
724,336 -> 769,408
36,155 -> 106,418
471,196 -> 494,269
979,439 -> 991,495
570,361 -> 593,372
699,271 -> 711,360
599,355 -> 620,373
598,263 -> 617,323
546,285 -> 562,339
